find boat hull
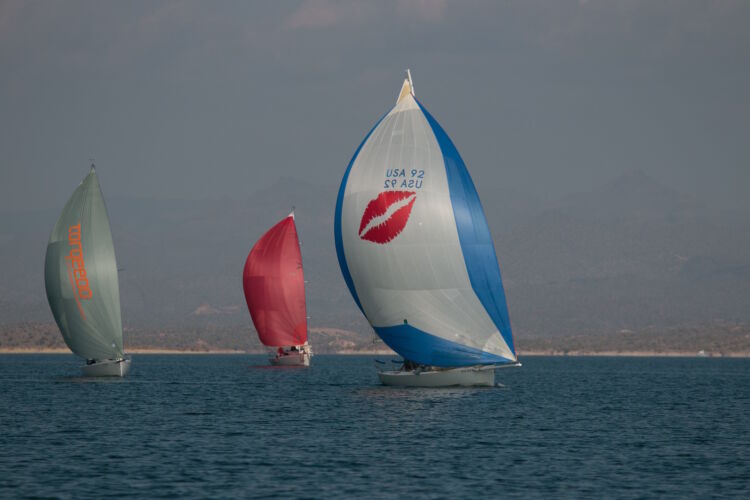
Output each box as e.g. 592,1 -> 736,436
81,358 -> 131,377
269,352 -> 310,367
377,366 -> 495,387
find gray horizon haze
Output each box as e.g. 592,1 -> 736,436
1,0 -> 749,214
1,1 -> 749,344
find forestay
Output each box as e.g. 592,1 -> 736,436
44,166 -> 124,361
335,75 -> 516,367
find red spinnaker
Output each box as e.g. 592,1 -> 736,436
243,215 -> 307,347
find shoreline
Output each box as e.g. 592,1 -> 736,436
1,348 -> 748,357
0,348 -> 396,355
518,350 -> 750,358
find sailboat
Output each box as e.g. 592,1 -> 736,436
44,164 -> 130,377
243,212 -> 311,366
334,71 -> 519,387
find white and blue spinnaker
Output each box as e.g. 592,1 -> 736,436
335,73 -> 517,372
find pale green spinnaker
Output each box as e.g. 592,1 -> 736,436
44,165 -> 124,361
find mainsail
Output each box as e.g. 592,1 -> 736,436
335,74 -> 516,367
44,166 -> 124,361
243,213 -> 308,347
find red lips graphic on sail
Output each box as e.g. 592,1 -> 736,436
359,190 -> 417,244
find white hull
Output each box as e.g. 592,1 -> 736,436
269,346 -> 311,367
81,358 -> 131,377
378,366 -> 494,387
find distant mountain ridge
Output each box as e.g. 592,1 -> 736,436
553,169 -> 706,221
1,171 -> 748,345
501,170 -> 750,335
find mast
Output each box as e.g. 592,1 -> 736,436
406,68 -> 414,96
396,69 -> 416,104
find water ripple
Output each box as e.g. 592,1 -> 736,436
0,354 -> 748,498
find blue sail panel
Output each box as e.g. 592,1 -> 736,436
375,324 -> 513,367
416,100 -> 516,355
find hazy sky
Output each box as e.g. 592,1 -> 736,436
1,0 -> 748,213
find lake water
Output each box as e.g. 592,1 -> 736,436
0,354 -> 748,498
